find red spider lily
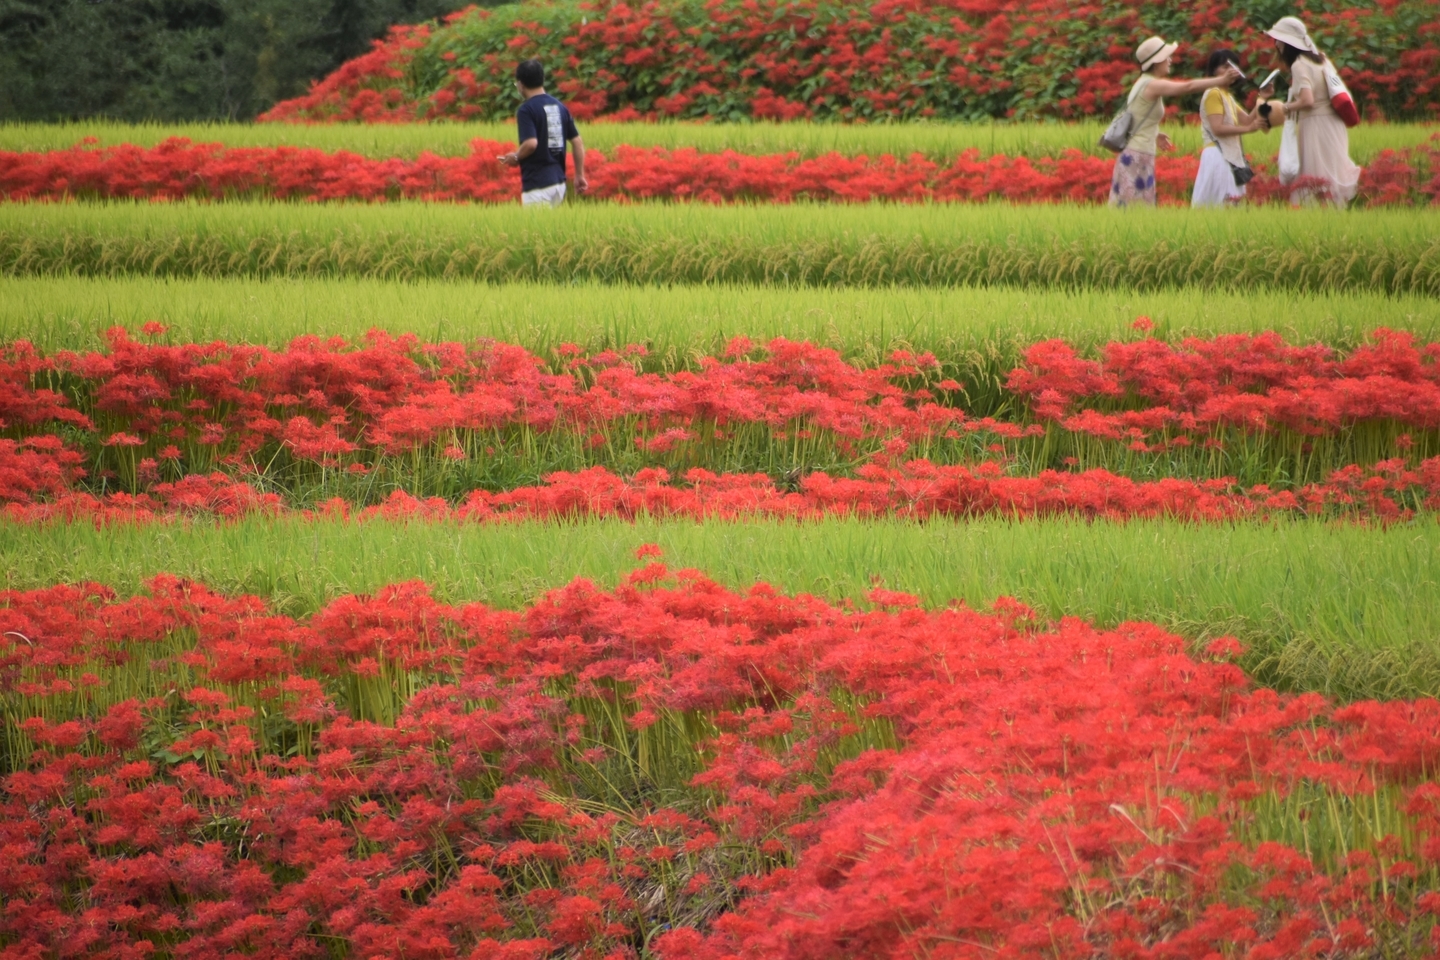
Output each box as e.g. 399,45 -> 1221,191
8,328 -> 1440,467
4,328 -> 1440,520
2,566 -> 1438,958
3,331 -> 963,481
5,137 -> 1439,206
6,457 -> 1440,526
1008,327 -> 1440,441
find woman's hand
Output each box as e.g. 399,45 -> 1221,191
1157,132 -> 1174,151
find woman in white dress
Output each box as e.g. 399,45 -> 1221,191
1257,16 -> 1361,206
1192,50 -> 1266,207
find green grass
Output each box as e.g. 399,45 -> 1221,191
2,119 -> 1435,163
4,202 -> 1439,293
7,277 -> 1437,356
4,515 -> 1437,703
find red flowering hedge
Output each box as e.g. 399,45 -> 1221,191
258,0 -> 1440,124
3,565 -> 1440,957
6,136 -> 1440,205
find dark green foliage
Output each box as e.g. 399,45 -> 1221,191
0,0 -> 477,120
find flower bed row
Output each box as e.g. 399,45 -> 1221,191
3,563 -> 1439,958
6,329 -> 961,472
258,0 -> 1440,123
7,458 -> 1439,526
1010,326 -> 1440,449
5,137 -> 1438,205
3,327 -> 1437,501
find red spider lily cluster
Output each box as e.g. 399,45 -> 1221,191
3,327 -> 1439,519
5,137 -> 1439,206
256,0 -> 1440,124
8,459 -> 1440,527
1,328 -> 962,471
1008,327 -> 1440,451
3,564 -> 1439,958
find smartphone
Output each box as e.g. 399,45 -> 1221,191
1260,69 -> 1282,90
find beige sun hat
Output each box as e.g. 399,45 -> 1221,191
1266,16 -> 1317,54
1135,36 -> 1179,70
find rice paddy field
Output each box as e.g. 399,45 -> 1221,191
4,118 -> 1440,960
5,202 -> 1440,292
7,274 -> 1437,357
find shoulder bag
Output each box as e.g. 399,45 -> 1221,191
1213,91 -> 1255,187
1099,79 -> 1161,154
1322,61 -> 1360,127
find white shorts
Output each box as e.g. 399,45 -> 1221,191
521,183 -> 567,208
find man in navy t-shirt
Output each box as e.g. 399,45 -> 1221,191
497,59 -> 587,207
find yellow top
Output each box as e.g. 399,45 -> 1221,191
1200,88 -> 1239,149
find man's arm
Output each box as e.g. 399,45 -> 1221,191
499,138 -> 538,167
570,135 -> 587,193
499,106 -> 539,166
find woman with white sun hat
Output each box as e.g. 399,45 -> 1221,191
1256,16 -> 1360,205
1109,36 -> 1240,208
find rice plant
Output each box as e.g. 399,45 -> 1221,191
5,276 -> 1437,355
4,201 -> 1439,293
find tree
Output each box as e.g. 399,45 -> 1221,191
0,0 -> 483,121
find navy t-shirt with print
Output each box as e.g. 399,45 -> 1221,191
516,94 -> 579,192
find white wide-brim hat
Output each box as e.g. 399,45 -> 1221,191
1135,36 -> 1179,70
1266,16 -> 1317,54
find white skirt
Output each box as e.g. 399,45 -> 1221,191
1191,146 -> 1246,208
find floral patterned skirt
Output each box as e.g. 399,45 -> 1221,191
1108,149 -> 1157,207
